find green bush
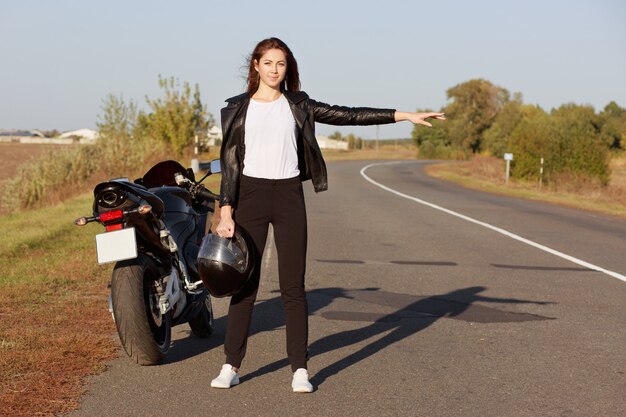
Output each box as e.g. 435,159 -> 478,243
1,77 -> 213,212
509,104 -> 610,186
548,104 -> 609,185
508,108 -> 552,181
411,79 -> 621,188
135,76 -> 213,157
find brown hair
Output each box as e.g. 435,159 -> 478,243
246,37 -> 300,95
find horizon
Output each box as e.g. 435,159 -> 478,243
1,0 -> 625,139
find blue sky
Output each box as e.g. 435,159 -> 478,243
1,0 -> 625,139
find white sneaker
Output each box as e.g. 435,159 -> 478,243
211,364 -> 240,389
291,368 -> 313,393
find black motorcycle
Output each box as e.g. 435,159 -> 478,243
75,159 -> 220,365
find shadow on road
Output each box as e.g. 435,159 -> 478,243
162,285 -> 554,387
231,286 -> 554,386
162,284 -> 340,364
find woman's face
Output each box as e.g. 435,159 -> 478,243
254,48 -> 287,90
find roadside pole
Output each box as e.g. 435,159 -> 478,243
376,125 -> 379,154
191,134 -> 200,173
504,153 -> 513,184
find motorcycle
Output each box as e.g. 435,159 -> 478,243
75,159 -> 221,365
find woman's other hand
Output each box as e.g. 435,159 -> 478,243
395,111 -> 446,127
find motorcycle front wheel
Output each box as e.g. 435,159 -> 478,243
111,254 -> 171,365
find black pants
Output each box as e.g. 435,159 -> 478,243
225,175 -> 309,371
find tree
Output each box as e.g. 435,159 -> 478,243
508,104 -> 610,185
328,131 -> 343,141
443,79 -> 510,152
549,104 -> 609,185
482,93 -> 525,157
412,108 -> 458,159
41,129 -> 60,138
345,133 -> 364,150
136,76 -> 213,157
97,94 -> 137,142
508,107 -> 552,181
96,94 -> 142,173
599,101 -> 626,150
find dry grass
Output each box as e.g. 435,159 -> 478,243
0,150 -> 224,416
0,195 -> 119,416
0,143 -> 69,179
0,143 -> 70,210
3,135 -> 214,215
427,154 -> 626,219
610,154 -> 626,189
322,143 -> 416,161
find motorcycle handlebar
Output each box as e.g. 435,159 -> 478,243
194,185 -> 220,202
174,172 -> 219,202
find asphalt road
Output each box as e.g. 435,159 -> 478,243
70,160 -> 626,417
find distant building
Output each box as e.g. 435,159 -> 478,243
0,129 -> 47,143
197,129 -> 349,150
206,125 -> 222,146
316,135 -> 349,150
60,128 -> 99,142
0,129 -> 45,138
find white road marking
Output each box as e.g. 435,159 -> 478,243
360,161 -> 626,283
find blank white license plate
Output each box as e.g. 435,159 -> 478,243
95,227 -> 138,264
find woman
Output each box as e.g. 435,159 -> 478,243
212,37 -> 445,393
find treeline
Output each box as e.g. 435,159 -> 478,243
327,131 -> 365,149
100,76 -> 214,159
413,79 -> 626,185
328,131 -> 414,149
1,77 -> 214,212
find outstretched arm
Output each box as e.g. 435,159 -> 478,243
395,111 -> 446,127
309,99 -> 445,127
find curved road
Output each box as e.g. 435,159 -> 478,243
71,160 -> 626,417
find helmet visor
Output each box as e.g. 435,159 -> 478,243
198,233 -> 249,274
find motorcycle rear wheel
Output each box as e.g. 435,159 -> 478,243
111,254 -> 171,365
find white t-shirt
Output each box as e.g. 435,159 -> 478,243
243,95 -> 300,179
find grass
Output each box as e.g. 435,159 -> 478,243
0,194 -> 93,259
322,143 -> 416,161
0,153 -> 225,416
426,154 -> 626,219
0,194 -> 118,416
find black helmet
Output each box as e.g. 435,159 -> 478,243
197,229 -> 254,297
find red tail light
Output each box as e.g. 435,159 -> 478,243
100,210 -> 124,232
100,210 -> 123,222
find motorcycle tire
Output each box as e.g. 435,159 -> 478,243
189,293 -> 214,338
111,254 -> 171,365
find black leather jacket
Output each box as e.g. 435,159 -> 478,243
219,90 -> 396,208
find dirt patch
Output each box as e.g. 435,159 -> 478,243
0,143 -> 73,206
322,144 -> 416,161
0,143 -> 71,180
0,142 -> 79,215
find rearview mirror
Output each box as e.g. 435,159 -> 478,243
210,159 -> 221,174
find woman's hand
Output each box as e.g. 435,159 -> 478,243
215,205 -> 235,238
395,111 -> 446,127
